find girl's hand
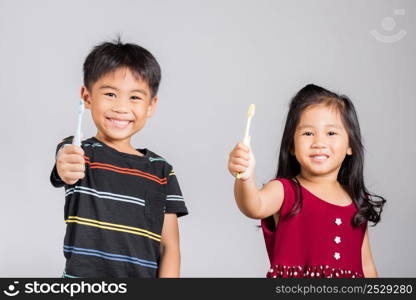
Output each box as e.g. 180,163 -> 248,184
56,144 -> 86,185
228,142 -> 256,181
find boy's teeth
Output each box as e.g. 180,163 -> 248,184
111,119 -> 129,125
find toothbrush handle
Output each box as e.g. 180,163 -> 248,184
73,116 -> 82,147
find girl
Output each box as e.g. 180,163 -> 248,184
228,84 -> 385,278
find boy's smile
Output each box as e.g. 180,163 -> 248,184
81,67 -> 157,152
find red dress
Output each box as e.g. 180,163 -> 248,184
261,178 -> 367,278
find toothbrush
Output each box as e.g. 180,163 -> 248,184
73,100 -> 85,147
236,104 -> 256,179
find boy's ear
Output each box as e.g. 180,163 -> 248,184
146,96 -> 158,118
80,86 -> 92,109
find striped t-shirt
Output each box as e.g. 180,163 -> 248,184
50,136 -> 188,277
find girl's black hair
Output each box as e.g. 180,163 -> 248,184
277,84 -> 385,226
83,37 -> 161,98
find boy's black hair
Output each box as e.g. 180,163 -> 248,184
83,38 -> 161,98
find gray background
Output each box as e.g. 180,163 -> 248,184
0,0 -> 414,277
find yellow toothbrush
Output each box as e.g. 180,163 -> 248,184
236,104 -> 256,179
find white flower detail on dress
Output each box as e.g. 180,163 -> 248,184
335,218 -> 342,226
334,252 -> 341,260
334,236 -> 341,244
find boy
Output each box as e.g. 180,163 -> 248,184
50,40 -> 188,277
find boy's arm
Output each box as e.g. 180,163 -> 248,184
158,213 -> 180,278
361,228 -> 378,277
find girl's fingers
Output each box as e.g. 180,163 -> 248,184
230,157 -> 249,168
229,164 -> 247,173
230,150 -> 250,161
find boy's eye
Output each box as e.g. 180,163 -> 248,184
131,96 -> 142,101
105,93 -> 116,98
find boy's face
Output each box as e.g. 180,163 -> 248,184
81,67 -> 157,144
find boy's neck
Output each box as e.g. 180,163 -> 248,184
94,133 -> 143,156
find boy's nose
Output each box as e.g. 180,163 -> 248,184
111,100 -> 130,113
112,106 -> 129,114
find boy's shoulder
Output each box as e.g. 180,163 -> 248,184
145,149 -> 173,169
56,136 -> 175,169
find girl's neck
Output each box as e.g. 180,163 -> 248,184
297,170 -> 339,187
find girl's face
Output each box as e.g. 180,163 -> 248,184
293,103 -> 352,178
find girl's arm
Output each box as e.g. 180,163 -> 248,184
361,228 -> 378,278
158,213 -> 180,277
229,143 -> 284,219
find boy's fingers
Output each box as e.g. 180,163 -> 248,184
62,144 -> 84,156
64,154 -> 86,164
236,143 -> 249,152
66,164 -> 86,173
67,172 -> 85,180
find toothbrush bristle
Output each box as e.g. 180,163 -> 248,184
247,104 -> 255,117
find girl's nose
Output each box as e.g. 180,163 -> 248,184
311,143 -> 326,149
311,134 -> 327,149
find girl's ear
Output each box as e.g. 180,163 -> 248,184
80,86 -> 92,109
347,146 -> 353,155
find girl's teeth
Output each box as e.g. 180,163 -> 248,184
312,155 -> 328,160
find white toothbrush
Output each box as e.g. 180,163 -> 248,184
236,104 -> 256,179
73,100 -> 85,147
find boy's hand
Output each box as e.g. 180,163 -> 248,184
56,144 -> 86,185
228,142 -> 255,181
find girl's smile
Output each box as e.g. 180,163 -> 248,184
309,153 -> 330,163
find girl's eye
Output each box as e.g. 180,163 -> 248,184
105,93 -> 116,98
328,131 -> 337,136
302,132 -> 313,136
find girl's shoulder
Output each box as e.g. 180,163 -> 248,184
269,177 -> 297,195
266,177 -> 298,208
